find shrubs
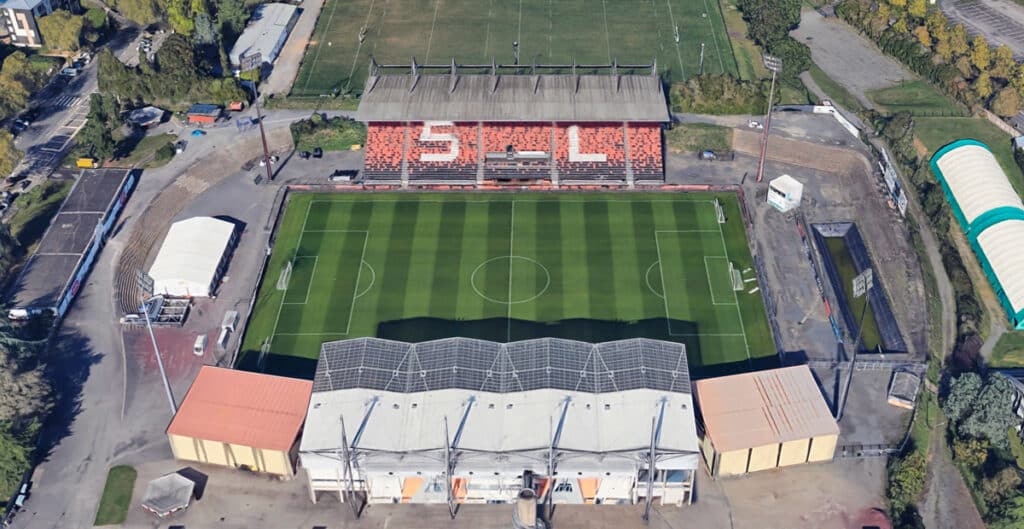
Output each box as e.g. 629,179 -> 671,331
888,451 -> 927,518
669,74 -> 770,114
155,141 -> 176,163
289,114 -> 367,152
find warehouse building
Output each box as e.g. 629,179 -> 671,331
299,337 -> 699,515
166,366 -> 312,478
931,139 -> 1024,329
8,168 -> 136,320
694,365 -> 838,477
148,216 -> 238,298
228,2 -> 298,71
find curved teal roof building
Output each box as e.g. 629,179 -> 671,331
930,139 -> 1024,329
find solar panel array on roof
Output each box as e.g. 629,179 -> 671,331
314,337 -> 690,395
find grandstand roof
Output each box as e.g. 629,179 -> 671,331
357,71 -> 670,123
148,217 -> 235,298
314,337 -> 691,394
931,140 -> 1024,232
301,337 -> 698,459
694,365 -> 839,453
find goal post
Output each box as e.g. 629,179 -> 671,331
729,261 -> 743,291
714,198 -> 726,224
276,260 -> 293,291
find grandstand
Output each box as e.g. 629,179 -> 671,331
356,60 -> 669,186
299,337 -> 698,513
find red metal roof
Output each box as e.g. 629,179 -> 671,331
166,366 -> 312,451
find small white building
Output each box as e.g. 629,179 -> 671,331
148,217 -> 238,298
767,174 -> 803,212
229,3 -> 299,71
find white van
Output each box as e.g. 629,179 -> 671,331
193,335 -> 208,356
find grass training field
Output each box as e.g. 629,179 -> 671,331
292,0 -> 738,97
240,193 -> 774,377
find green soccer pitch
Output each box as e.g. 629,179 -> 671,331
291,0 -> 738,97
239,193 -> 775,377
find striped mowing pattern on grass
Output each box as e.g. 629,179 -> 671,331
293,0 -> 738,97
240,193 -> 774,374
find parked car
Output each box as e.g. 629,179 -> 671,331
312,147 -> 323,158
12,119 -> 29,131
193,335 -> 207,356
174,140 -> 187,154
191,129 -> 206,137
299,151 -> 311,159
19,180 -> 31,190
59,67 -> 79,77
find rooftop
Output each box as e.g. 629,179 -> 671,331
356,61 -> 670,123
694,365 -> 839,452
187,104 -> 222,116
166,366 -> 312,451
228,2 -> 298,65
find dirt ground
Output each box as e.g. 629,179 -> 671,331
791,10 -> 914,107
919,413 -> 987,529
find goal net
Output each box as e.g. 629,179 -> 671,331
276,260 -> 293,291
729,262 -> 743,291
714,198 -> 726,224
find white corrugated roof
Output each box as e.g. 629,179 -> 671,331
300,388 -> 698,456
148,217 -> 234,297
228,3 -> 297,66
975,219 -> 1024,313
934,143 -> 1024,226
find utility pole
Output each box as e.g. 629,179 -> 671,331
513,41 -> 520,65
135,270 -> 176,415
240,53 -> 274,184
757,54 -> 783,183
837,268 -> 873,422
698,42 -> 705,75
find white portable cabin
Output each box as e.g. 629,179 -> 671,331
767,174 -> 803,213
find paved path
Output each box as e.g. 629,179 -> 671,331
262,0 -> 326,96
920,414 -> 987,529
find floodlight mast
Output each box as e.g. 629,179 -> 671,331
241,53 -> 274,184
136,269 -> 176,414
837,268 -> 873,422
757,55 -> 782,183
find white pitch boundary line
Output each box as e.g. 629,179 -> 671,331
343,0 -> 377,91
665,0 -> 686,77
700,0 -> 726,73
601,0 -> 612,63
483,0 -> 493,59
342,231 -> 372,335
517,0 -> 524,51
282,256 -> 319,305
268,200 -> 314,347
506,200 -> 516,342
703,255 -> 732,306
653,231 -> 677,337
301,0 -> 343,94
713,203 -> 753,362
424,0 -> 441,63
308,198 -> 726,205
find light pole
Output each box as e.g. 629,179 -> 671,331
240,53 -> 274,184
757,54 -> 782,183
837,267 -> 873,422
513,41 -> 520,65
135,269 -> 176,415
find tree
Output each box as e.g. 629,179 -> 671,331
78,118 -> 114,160
888,451 -> 927,517
950,24 -> 970,57
738,0 -> 802,47
0,130 -> 22,179
1010,427 -> 1024,468
1012,64 -> 1024,96
214,0 -> 249,45
890,0 -> 907,9
37,10 -> 83,51
992,45 -> 1016,79
991,87 -> 1021,117
893,16 -> 909,34
112,0 -> 161,26
913,25 -> 931,47
952,437 -> 989,469
166,0 -> 195,36
973,71 -> 993,100
971,35 -> 992,71
943,372 -> 982,423
992,496 -> 1024,529
193,13 -> 218,45
907,0 -> 927,19
981,467 -> 1022,507
82,8 -> 107,44
958,374 -> 1021,448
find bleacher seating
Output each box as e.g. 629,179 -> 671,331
364,123 -> 406,180
628,124 -> 664,180
482,123 -> 552,180
554,123 -> 627,180
362,121 -> 662,183
407,122 -> 479,180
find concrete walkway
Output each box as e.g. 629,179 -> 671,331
262,0 -> 326,96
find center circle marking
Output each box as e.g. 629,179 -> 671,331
470,256 -> 551,304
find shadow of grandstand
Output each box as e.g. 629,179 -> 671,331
235,351 -> 318,380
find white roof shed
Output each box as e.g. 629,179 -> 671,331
975,219 -> 1024,316
149,217 -> 235,298
931,141 -> 1024,228
228,3 -> 298,67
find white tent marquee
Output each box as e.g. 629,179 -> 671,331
149,217 -> 236,298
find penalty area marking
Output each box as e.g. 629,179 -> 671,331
645,261 -> 664,299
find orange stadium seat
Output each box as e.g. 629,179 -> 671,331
482,123 -> 552,180
627,123 -> 664,180
364,123 -> 406,180
407,122 -> 479,180
555,123 -> 626,180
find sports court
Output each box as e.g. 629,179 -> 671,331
240,193 -> 774,373
292,0 -> 737,96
